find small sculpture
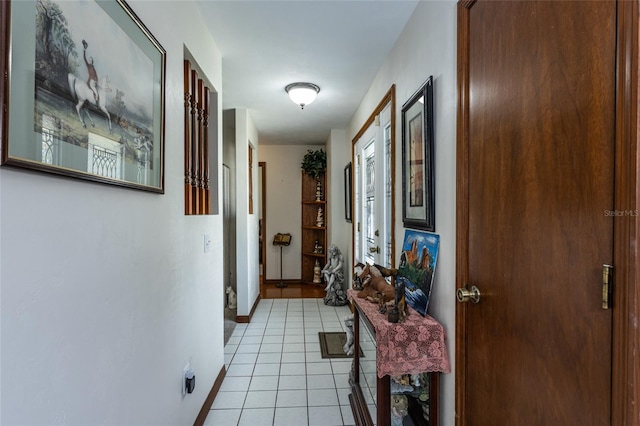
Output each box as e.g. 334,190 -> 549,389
391,375 -> 414,393
313,240 -> 320,253
388,276 -> 407,323
226,285 -> 237,309
390,395 -> 409,426
322,244 -> 348,306
352,262 -> 366,290
316,207 -> 324,227
315,180 -> 323,201
313,259 -> 322,284
354,263 -> 395,303
354,262 -> 408,321
343,314 -> 355,356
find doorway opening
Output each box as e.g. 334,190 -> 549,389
352,86 -> 396,269
259,162 -> 266,288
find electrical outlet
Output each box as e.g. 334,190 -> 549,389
182,362 -> 191,396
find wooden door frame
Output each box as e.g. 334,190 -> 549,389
455,1 -> 639,425
351,85 -> 396,269
259,161 -> 266,284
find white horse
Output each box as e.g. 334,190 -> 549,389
67,73 -> 112,133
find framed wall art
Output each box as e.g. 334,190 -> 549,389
344,162 -> 352,222
1,0 -> 166,192
398,229 -> 440,316
401,76 -> 434,230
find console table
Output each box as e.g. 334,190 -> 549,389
347,289 -> 450,426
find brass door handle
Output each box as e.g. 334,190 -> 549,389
368,246 -> 379,253
457,285 -> 481,303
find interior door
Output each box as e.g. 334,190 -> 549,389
354,103 -> 392,267
456,1 -> 615,424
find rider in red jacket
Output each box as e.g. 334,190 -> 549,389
82,39 -> 98,103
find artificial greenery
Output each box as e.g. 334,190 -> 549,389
301,149 -> 327,180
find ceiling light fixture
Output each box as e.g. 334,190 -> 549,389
285,82 -> 320,109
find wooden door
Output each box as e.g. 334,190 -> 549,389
456,1 -> 616,424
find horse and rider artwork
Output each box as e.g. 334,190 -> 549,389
10,0 -> 165,190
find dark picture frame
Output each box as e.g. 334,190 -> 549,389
1,0 -> 166,192
402,76 -> 435,231
344,162 -> 352,222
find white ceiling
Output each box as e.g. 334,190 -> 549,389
196,0 -> 419,145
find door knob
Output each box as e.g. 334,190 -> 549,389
369,246 -> 379,253
457,285 -> 481,303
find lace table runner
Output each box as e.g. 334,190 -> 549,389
348,289 -> 451,378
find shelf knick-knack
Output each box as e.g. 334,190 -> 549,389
313,259 -> 322,284
316,206 -> 324,227
315,180 -> 323,201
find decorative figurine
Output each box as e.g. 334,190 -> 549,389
391,375 -> 414,393
316,206 -> 324,227
390,395 -> 409,426
322,244 -> 348,306
225,285 -> 237,309
313,259 -> 322,284
315,180 -> 323,201
313,240 -> 320,253
352,262 -> 365,290
353,262 -> 408,322
343,314 -> 355,356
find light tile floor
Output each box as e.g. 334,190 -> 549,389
204,298 -> 355,426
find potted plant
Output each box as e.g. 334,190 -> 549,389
301,149 -> 327,180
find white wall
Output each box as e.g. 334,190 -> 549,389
326,129 -> 351,274
233,109 -> 260,316
347,1 -> 458,423
0,1 -> 225,424
259,144 -> 324,281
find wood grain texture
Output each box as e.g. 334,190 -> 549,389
183,60 -> 193,214
612,1 -> 640,425
193,366 -> 226,426
457,1 -> 620,424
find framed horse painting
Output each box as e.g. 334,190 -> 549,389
0,0 -> 166,192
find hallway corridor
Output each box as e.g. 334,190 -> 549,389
205,298 -> 356,426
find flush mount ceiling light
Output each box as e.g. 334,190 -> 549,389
285,82 -> 320,109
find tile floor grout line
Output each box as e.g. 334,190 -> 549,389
211,298 -> 353,426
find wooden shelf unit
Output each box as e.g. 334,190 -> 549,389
301,172 -> 327,285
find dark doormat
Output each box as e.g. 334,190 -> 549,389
318,332 -> 363,359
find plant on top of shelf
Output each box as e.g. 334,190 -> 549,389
301,149 -> 327,180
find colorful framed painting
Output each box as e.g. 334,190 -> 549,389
401,76 -> 435,231
1,0 -> 166,192
398,229 -> 440,316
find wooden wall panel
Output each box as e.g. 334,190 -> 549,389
183,60 -> 211,215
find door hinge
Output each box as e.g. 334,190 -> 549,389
602,264 -> 613,310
